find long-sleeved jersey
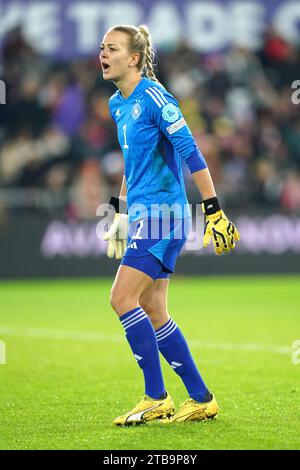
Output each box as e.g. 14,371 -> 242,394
109,77 -> 207,222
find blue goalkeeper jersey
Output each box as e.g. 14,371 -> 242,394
108,77 -> 206,222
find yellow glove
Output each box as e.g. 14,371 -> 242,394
202,198 -> 240,255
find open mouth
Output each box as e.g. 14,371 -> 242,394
102,63 -> 110,72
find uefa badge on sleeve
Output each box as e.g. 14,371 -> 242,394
132,102 -> 141,120
162,103 -> 179,122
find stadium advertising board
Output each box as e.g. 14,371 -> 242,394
1,214 -> 300,278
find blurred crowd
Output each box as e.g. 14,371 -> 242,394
1,26 -> 300,219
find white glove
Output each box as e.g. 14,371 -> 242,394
103,213 -> 128,259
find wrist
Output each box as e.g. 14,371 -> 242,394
109,197 -> 127,214
202,197 -> 221,215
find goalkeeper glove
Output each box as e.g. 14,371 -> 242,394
103,197 -> 128,259
202,197 -> 240,255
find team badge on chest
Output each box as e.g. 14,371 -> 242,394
132,102 -> 141,120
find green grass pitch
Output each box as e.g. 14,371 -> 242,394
0,276 -> 299,450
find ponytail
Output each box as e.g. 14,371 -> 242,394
137,25 -> 158,83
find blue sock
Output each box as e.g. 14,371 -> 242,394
156,318 -> 210,402
120,307 -> 166,399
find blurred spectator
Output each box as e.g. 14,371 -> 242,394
0,26 -> 299,218
101,150 -> 124,188
264,28 -> 292,63
69,159 -> 106,220
52,80 -> 86,136
7,73 -> 49,137
284,117 -> 300,169
280,172 -> 300,213
0,126 -> 70,187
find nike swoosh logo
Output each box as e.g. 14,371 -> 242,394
126,403 -> 162,422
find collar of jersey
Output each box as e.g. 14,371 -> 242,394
117,77 -> 145,102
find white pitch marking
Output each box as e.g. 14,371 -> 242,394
0,325 -> 290,355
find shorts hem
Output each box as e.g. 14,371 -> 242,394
121,254 -> 171,281
146,248 -> 174,274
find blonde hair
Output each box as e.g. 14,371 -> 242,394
108,24 -> 158,82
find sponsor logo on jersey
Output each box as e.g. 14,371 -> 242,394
166,117 -> 186,134
132,102 -> 141,120
162,103 -> 179,123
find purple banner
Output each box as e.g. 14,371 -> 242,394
0,0 -> 300,58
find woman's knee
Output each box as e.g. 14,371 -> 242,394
109,265 -> 154,316
110,289 -> 134,315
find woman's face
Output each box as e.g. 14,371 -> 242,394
100,31 -> 135,82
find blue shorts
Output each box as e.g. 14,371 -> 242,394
121,217 -> 191,281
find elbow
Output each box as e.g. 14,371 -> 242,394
185,149 -> 207,173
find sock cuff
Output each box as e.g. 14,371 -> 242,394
120,307 -> 147,332
155,318 -> 177,343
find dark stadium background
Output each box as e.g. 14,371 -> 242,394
0,0 -> 300,277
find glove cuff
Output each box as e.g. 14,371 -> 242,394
202,197 -> 221,215
109,197 -> 127,214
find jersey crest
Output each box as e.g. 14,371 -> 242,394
132,102 -> 141,120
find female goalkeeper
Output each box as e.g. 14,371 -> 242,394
100,24 -> 240,425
